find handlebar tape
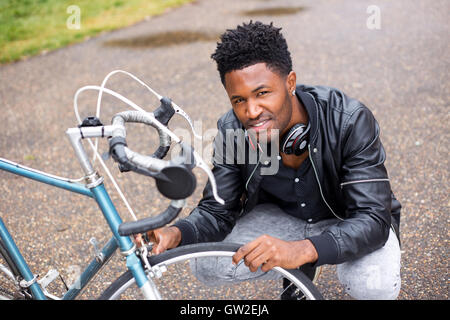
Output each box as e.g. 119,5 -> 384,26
109,136 -> 163,176
109,136 -> 129,169
151,145 -> 170,160
118,204 -> 183,236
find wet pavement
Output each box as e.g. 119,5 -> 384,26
0,0 -> 448,300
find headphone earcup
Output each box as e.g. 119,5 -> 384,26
281,123 -> 310,155
280,124 -> 300,154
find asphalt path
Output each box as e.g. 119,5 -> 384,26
0,0 -> 448,300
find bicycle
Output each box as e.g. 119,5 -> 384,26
0,71 -> 323,300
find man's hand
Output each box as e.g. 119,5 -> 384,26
134,226 -> 182,254
232,235 -> 318,273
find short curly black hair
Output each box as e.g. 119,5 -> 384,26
211,21 -> 292,85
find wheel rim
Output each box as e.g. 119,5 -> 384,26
106,249 -> 321,300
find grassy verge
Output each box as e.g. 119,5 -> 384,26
0,0 -> 194,64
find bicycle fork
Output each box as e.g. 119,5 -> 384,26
90,183 -> 162,300
126,252 -> 162,300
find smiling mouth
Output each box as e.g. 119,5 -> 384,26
252,120 -> 268,127
248,119 -> 271,130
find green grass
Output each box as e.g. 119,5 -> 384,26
0,0 -> 194,64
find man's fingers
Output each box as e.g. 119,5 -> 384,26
260,259 -> 277,273
152,230 -> 171,254
150,232 -> 162,254
147,231 -> 157,243
233,243 -> 253,264
252,251 -> 276,272
232,235 -> 282,272
245,244 -> 276,272
133,234 -> 144,248
243,243 -> 266,265
232,236 -> 266,265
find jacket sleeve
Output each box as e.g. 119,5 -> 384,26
310,105 -> 393,265
173,120 -> 245,245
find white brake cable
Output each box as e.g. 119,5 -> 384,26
92,70 -> 201,163
0,157 -> 85,183
74,85 -> 169,223
73,84 -> 203,223
92,70 -> 162,163
85,138 -> 143,246
74,85 -> 181,143
73,73 -> 224,226
1,71 -> 210,232
85,138 -> 138,222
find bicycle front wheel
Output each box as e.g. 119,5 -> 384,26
99,242 -> 323,300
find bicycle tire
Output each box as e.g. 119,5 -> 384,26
99,242 -> 323,300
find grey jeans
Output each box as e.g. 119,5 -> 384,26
190,203 -> 401,300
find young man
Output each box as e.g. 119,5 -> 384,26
142,21 -> 402,299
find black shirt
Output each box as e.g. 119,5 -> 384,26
258,155 -> 333,223
258,155 -> 339,267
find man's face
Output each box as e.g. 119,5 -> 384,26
224,62 -> 294,142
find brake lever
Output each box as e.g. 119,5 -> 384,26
151,100 -> 223,204
154,98 -> 222,204
192,150 -> 225,205
91,69 -> 202,140
170,100 -> 202,140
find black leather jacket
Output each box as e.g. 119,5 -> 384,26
174,84 -> 401,264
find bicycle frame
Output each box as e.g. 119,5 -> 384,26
0,125 -> 158,300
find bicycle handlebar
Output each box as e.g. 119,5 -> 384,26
106,102 -> 202,236
109,108 -> 171,177
111,98 -> 173,161
70,78 -> 224,238
118,200 -> 185,236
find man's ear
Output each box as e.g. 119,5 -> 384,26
286,71 -> 297,92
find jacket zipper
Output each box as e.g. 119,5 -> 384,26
308,144 -> 344,221
245,159 -> 261,191
309,146 -> 398,238
245,145 -> 392,230
340,178 -> 390,188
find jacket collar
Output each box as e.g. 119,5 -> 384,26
296,85 -> 319,143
